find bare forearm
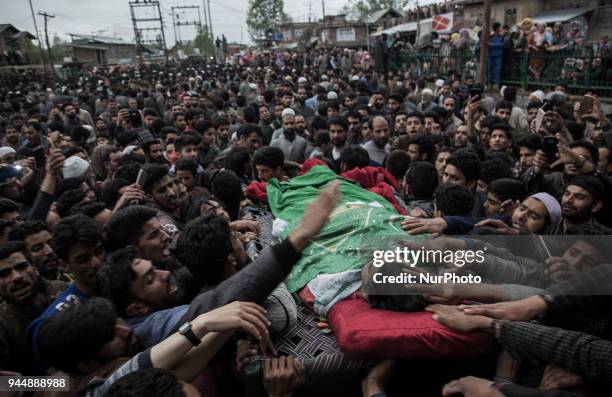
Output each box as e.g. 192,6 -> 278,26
172,331 -> 233,382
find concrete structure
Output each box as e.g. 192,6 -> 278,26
68,34 -> 137,64
0,24 -> 35,66
455,0 -> 612,40
62,44 -> 107,68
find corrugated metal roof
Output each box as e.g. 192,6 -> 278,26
531,6 -> 595,24
367,8 -> 404,23
371,22 -> 418,36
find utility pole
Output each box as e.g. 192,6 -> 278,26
479,0 -> 492,85
321,0 -> 326,45
129,0 -> 168,62
207,0 -> 213,41
171,5 -> 202,46
28,0 -> 47,80
37,11 -> 55,79
308,0 -> 312,23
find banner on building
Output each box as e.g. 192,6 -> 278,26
336,27 -> 356,42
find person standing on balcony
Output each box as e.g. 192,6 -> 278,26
488,22 -> 504,89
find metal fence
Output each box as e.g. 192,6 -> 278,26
397,48 -> 612,96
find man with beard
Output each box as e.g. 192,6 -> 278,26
368,91 -> 388,116
270,111 -> 307,164
62,102 -> 82,134
362,116 -> 391,166
346,110 -> 363,145
552,175 -> 606,234
8,221 -> 71,282
525,140 -> 599,200
143,139 -> 167,164
0,242 -> 67,374
27,215 -> 106,364
140,163 -> 182,234
1,124 -> 22,150
294,114 -> 309,141
22,121 -> 49,150
325,116 -> 351,172
293,87 -> 315,120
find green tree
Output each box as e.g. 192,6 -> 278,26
192,26 -> 215,57
18,37 -> 42,65
246,0 -> 290,42
341,0 -> 409,21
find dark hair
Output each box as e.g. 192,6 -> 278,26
328,116 -> 349,132
502,86 -> 518,103
237,124 -> 263,140
141,163 -> 170,194
211,170 -> 242,221
115,130 -> 139,148
488,178 -> 528,202
568,175 -> 606,202
175,158 -> 199,176
310,116 -> 329,131
103,368 -> 186,397
253,147 -> 284,169
160,126 -> 179,141
527,102 -> 541,111
142,139 -> 161,156
405,161 -> 439,198
406,111 -> 425,122
115,163 -> 142,184
195,120 -> 215,135
37,297 -> 117,373
490,123 -> 512,140
570,140 -> 599,164
55,189 -> 88,218
143,108 -> 159,118
0,198 -> 19,217
495,100 -> 513,112
517,134 -> 542,151
174,134 -> 200,153
106,206 -> 157,251
95,247 -> 141,316
385,150 -> 411,181
314,131 -> 330,146
0,241 -> 27,261
69,200 -> 107,218
434,183 -> 475,216
224,146 -> 251,178
408,134 -> 436,162
479,159 -> 513,185
175,214 -> 232,286
340,146 -> 370,170
101,178 -> 131,209
446,149 -> 480,182
51,215 -> 101,261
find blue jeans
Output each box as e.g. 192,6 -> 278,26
487,55 -> 502,86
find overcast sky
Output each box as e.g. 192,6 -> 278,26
2,0 -> 440,46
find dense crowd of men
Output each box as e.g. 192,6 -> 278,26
1,41 -> 612,397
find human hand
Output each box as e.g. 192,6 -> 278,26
45,149 -> 66,177
457,295 -> 548,321
532,150 -> 550,174
289,180 -> 341,252
199,301 -> 272,354
235,339 -> 259,373
540,365 -> 584,390
442,376 -> 503,397
361,359 -> 396,397
263,356 -> 306,397
230,219 -> 261,235
113,183 -> 146,211
401,217 -> 448,236
544,257 -> 580,283
426,304 -> 493,332
474,219 -> 519,235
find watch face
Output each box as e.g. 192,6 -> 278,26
179,322 -> 190,333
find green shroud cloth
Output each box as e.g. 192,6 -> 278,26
267,166 -> 427,293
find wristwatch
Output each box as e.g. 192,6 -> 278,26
539,293 -> 555,309
178,322 -> 201,346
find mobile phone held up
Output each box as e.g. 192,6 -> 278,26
542,136 -> 559,163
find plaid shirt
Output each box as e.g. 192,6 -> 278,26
498,320 -> 612,381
